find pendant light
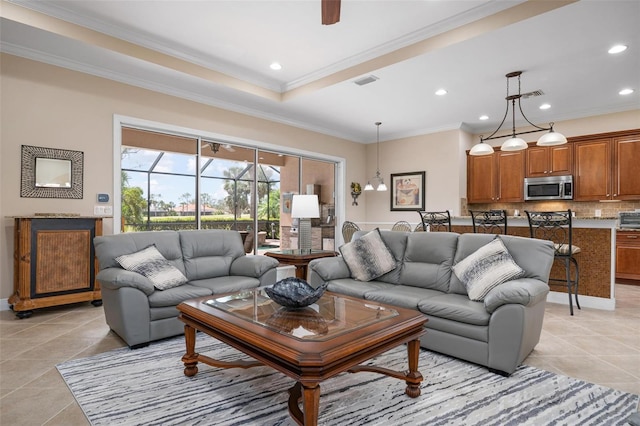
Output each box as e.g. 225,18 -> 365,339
364,122 -> 387,191
469,71 -> 566,156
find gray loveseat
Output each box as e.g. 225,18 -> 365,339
94,229 -> 279,348
308,230 -> 555,375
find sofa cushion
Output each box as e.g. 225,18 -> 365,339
418,293 -> 490,326
340,229 -> 396,281
94,231 -> 184,272
190,275 -> 261,294
179,230 -> 245,281
399,232 -> 458,292
364,285 -> 443,310
452,237 -> 525,301
326,279 -> 396,299
147,284 -> 212,308
116,244 -> 188,290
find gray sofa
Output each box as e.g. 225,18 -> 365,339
94,229 -> 279,348
308,230 -> 555,375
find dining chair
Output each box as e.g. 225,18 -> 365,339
525,209 -> 581,315
417,210 -> 452,232
391,220 -> 412,232
342,221 -> 361,243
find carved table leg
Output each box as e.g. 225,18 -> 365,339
288,382 -> 320,426
181,324 -> 199,377
405,339 -> 423,398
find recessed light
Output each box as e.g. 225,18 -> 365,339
539,103 -> 551,110
619,88 -> 634,95
270,62 -> 282,70
435,89 -> 447,96
608,44 -> 628,54
479,115 -> 489,121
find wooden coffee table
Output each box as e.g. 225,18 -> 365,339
177,290 -> 427,426
265,249 -> 337,279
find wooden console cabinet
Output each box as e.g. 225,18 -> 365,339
9,217 -> 103,318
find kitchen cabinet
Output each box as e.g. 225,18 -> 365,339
574,132 -> 640,201
525,145 -> 572,177
616,230 -> 640,282
613,134 -> 640,200
467,150 -> 524,203
8,217 -> 102,318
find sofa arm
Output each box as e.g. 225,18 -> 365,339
96,268 -> 156,296
484,278 -> 549,313
308,257 -> 351,287
230,255 -> 279,278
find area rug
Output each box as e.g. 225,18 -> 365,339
57,334 -> 639,426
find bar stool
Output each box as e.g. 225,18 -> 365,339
525,210 -> 581,315
417,210 -> 452,232
470,210 -> 508,234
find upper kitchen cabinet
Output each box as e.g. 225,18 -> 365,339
526,145 -> 572,177
574,131 -> 640,201
613,134 -> 640,200
468,150 -> 524,203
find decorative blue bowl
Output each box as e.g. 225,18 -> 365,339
265,278 -> 328,309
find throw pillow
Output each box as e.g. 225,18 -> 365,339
115,245 -> 188,291
340,228 -> 396,282
452,237 -> 525,301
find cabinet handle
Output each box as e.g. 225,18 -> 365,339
626,235 -> 638,239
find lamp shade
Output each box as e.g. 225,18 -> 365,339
501,137 -> 528,151
291,194 -> 320,218
537,130 -> 568,146
469,141 -> 495,156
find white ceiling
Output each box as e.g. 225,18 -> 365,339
1,0 -> 639,143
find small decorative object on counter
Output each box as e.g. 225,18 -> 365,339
265,278 -> 328,309
351,182 -> 362,206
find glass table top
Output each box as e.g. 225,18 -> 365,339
204,289 -> 398,342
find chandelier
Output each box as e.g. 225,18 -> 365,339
469,71 -> 567,156
364,122 -> 387,191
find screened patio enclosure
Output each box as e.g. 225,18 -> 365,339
120,127 -> 336,253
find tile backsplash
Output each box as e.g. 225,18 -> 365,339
462,199 -> 640,218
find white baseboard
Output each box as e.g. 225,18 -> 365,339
546,291 -> 615,311
0,298 -> 11,311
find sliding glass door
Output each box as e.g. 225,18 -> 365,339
120,127 -> 336,253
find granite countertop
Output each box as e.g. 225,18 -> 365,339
454,215 -> 617,220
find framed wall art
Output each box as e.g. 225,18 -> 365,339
20,145 -> 84,199
390,171 -> 425,211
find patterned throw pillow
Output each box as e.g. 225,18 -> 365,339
340,228 -> 396,282
115,245 -> 188,291
452,237 -> 525,301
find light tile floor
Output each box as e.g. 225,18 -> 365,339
1,285 -> 639,425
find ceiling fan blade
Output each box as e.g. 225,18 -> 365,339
322,0 -> 341,25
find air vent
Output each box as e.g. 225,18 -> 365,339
521,90 -> 545,98
354,75 -> 379,86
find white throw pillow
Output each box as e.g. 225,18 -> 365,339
452,237 -> 525,301
340,228 -> 396,282
115,245 -> 188,291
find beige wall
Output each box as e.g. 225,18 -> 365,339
1,52 -> 639,303
0,53 -> 364,300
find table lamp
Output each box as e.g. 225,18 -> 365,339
291,194 -> 320,251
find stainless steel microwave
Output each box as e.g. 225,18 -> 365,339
524,176 -> 573,201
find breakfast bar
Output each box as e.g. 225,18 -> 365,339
450,216 -> 618,310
